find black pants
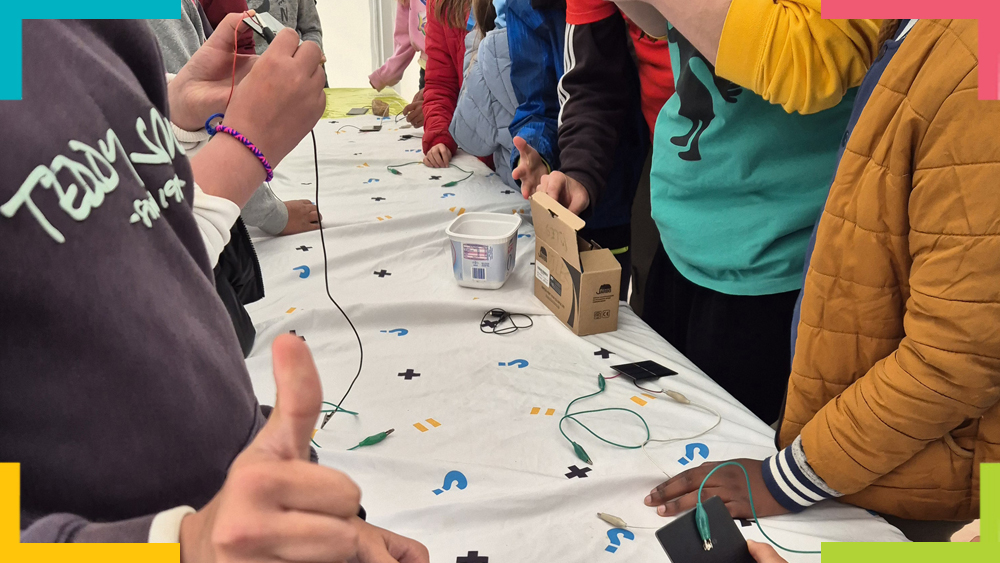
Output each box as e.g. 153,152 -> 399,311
641,244 -> 798,422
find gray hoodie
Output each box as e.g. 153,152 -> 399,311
247,0 -> 324,54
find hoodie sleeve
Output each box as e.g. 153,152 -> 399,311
716,0 -> 879,114
296,0 -> 324,51
557,12 -> 634,209
422,0 -> 465,154
370,2 -> 417,90
507,0 -> 561,172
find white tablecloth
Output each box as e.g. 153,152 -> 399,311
244,116 -> 907,562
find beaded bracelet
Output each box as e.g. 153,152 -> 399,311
205,113 -> 274,182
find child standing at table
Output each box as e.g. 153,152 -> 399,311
448,0 -> 518,186
505,0 -> 648,293
422,0 -> 473,168
370,0 -> 429,128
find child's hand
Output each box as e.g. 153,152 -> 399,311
403,90 -> 425,129
279,200 -> 321,235
222,27 -> 327,169
747,541 -> 788,563
178,335 -> 363,563
512,137 -> 547,195
169,12 -> 259,132
536,171 -> 590,214
645,459 -> 788,519
423,144 -> 452,168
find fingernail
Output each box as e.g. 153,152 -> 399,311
644,495 -> 653,505
657,505 -> 667,516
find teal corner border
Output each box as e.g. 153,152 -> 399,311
1,3 -> 180,100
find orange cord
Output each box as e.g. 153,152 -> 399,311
226,11 -> 261,109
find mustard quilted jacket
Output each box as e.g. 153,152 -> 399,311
779,19 -> 1000,521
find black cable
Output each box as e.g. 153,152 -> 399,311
310,129 -> 364,429
480,308 -> 533,335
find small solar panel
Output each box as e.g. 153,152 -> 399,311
611,360 -> 677,381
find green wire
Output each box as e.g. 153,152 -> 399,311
442,164 -> 474,187
386,161 -> 423,174
312,403 -> 360,450
697,461 -> 821,555
385,162 -> 474,186
559,408 -> 650,450
559,374 -> 651,464
321,401 -> 359,416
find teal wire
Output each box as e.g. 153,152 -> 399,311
698,462 -> 821,555
559,375 -> 652,451
559,408 -> 650,449
321,401 -> 358,416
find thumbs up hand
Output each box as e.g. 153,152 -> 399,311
179,335 -> 361,563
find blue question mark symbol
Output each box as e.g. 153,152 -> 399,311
432,471 -> 468,495
605,528 -> 635,553
678,443 -> 710,466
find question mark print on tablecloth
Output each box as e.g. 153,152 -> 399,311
605,528 -> 635,553
498,359 -> 529,368
380,328 -> 409,336
293,266 -> 310,279
678,443 -> 710,466
433,471 -> 468,495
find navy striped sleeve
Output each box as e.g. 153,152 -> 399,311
760,437 -> 842,513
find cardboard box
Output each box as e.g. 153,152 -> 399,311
529,193 -> 621,336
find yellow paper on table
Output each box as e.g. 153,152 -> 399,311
323,88 -> 408,120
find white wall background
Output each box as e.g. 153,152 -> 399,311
316,0 -> 421,101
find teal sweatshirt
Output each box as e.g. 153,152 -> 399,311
650,26 -> 855,296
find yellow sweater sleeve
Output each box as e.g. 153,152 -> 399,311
716,0 -> 880,115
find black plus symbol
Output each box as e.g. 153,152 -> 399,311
456,552 -> 488,563
374,270 -> 391,277
398,369 -> 420,380
594,348 -> 613,359
738,519 -> 754,528
481,319 -> 499,329
565,465 -> 591,479
296,245 -> 312,252
289,330 -> 305,341
430,175 -> 441,180
501,190 -> 515,195
372,197 -> 386,201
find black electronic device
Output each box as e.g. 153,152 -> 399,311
655,496 -> 754,563
611,360 -> 677,382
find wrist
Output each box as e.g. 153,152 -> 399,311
178,510 -> 205,563
192,133 -> 269,208
167,78 -> 206,133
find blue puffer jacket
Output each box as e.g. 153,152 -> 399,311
449,27 -> 518,189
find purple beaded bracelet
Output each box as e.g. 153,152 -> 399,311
205,114 -> 274,182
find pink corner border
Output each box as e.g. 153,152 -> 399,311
822,1 -> 998,100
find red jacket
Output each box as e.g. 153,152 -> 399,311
200,0 -> 256,55
422,0 -> 469,154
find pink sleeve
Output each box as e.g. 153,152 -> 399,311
369,3 -> 418,91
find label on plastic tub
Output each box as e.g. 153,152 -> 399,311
450,238 -> 517,285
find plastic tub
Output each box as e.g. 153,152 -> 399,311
446,212 -> 522,289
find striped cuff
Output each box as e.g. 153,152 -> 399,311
760,436 -> 842,512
